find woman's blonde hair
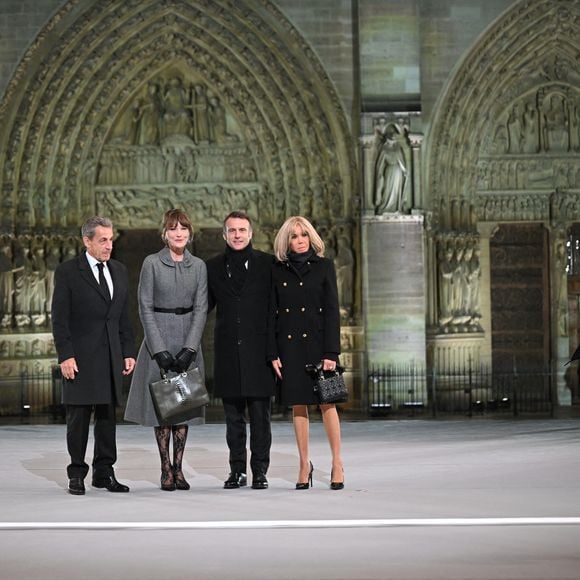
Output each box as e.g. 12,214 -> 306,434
273,216 -> 325,262
161,208 -> 193,243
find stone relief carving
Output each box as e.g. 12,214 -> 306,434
95,185 -> 262,229
435,235 -> 482,334
0,235 -> 80,330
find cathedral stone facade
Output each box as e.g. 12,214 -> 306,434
0,0 -> 579,412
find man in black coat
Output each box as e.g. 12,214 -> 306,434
51,216 -> 136,495
206,211 -> 275,490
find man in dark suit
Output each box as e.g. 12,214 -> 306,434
51,216 -> 137,495
206,211 -> 275,490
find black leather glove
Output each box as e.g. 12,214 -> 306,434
172,348 -> 197,373
153,351 -> 175,372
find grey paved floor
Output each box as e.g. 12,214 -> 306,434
1,418 -> 580,579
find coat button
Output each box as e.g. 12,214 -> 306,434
283,282 -> 287,286
285,308 -> 290,313
299,282 -> 303,286
287,334 -> 292,340
319,307 -> 323,312
302,333 -> 307,338
301,307 -> 305,312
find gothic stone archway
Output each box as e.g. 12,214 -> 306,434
0,0 -> 360,397
425,0 -> 580,403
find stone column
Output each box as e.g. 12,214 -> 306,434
476,221 -> 498,367
362,214 -> 426,366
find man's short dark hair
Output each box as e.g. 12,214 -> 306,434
223,211 -> 252,232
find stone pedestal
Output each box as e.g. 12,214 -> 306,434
362,214 -> 426,366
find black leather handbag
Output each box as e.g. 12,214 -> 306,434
149,367 -> 209,424
306,363 -> 348,404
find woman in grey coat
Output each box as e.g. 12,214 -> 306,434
125,209 -> 208,491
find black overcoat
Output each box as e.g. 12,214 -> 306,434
206,248 -> 276,398
267,255 -> 341,405
51,252 -> 137,405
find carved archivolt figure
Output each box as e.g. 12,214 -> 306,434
373,124 -> 411,215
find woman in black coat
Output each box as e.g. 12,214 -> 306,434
268,216 -> 344,490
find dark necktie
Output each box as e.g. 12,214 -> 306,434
97,262 -> 112,301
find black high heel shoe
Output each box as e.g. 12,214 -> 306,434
173,468 -> 190,491
330,467 -> 344,490
296,461 -> 314,490
160,468 -> 176,492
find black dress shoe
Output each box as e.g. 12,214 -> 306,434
92,475 -> 130,493
223,472 -> 247,489
251,474 -> 268,490
68,477 -> 85,495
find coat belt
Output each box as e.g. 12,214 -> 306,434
153,306 -> 193,315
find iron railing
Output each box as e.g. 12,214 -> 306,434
0,364 -> 557,422
367,362 -> 555,418
0,368 -> 65,422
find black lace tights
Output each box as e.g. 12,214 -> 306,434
154,425 -> 189,480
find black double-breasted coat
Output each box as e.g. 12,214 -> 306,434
267,255 -> 341,405
206,248 -> 276,398
51,252 -> 137,405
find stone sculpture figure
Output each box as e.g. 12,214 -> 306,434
543,95 -> 569,152
522,103 -> 539,154
136,83 -> 162,146
45,240 -> 61,318
0,239 -> 17,328
438,244 -> 454,328
29,243 -> 47,326
161,77 -> 192,139
193,84 -> 210,144
507,103 -> 523,154
208,96 -> 234,144
334,234 -> 354,320
373,124 -> 411,214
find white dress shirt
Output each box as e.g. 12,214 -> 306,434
85,253 -> 114,299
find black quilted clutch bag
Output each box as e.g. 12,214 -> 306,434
306,363 -> 348,404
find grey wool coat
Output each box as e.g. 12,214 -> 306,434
124,247 -> 208,426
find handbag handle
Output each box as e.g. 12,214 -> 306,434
305,362 -> 345,378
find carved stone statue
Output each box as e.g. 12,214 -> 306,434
373,124 -> 411,214
507,103 -> 523,154
334,234 -> 354,320
542,95 -> 569,152
522,103 -> 539,154
438,244 -> 454,328
136,82 -> 162,146
193,84 -> 210,144
161,77 -> 192,139
0,239 -> 18,328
